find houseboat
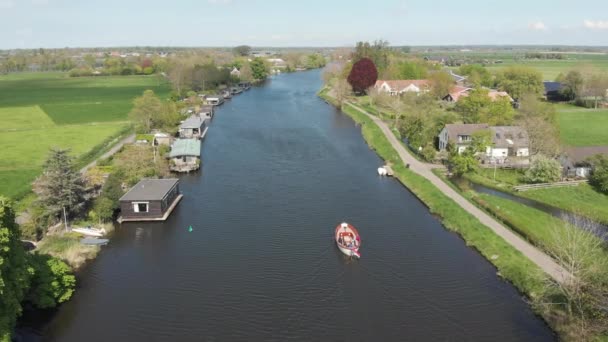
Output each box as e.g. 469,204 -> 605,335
169,139 -> 201,173
230,87 -> 242,95
118,179 -> 183,222
179,116 -> 208,139
206,95 -> 224,106
221,89 -> 232,99
238,82 -> 251,90
199,105 -> 214,120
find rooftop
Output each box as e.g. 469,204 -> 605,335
180,116 -> 205,129
119,179 -> 179,202
169,139 -> 201,158
564,146 -> 608,165
491,126 -> 529,148
444,123 -> 489,143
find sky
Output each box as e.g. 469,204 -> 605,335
1,0 -> 608,49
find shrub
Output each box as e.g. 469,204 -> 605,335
27,253 -> 75,309
588,155 -> 608,194
524,155 -> 561,183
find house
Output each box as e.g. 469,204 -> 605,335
206,95 -> 224,106
118,179 -> 182,222
443,86 -> 471,102
230,67 -> 240,78
374,80 -> 431,96
543,81 -> 566,102
169,139 -> 201,173
561,146 -> 608,178
179,116 -> 208,139
424,56 -> 448,65
487,126 -> 529,159
438,124 -> 529,159
438,123 -> 489,153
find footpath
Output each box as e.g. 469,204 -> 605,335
346,101 -> 570,284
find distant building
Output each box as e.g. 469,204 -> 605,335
374,80 -> 431,96
230,67 -> 241,78
543,81 -> 566,102
169,139 -> 201,173
561,146 -> 608,178
438,123 -> 489,153
118,179 -> 182,222
443,88 -> 513,103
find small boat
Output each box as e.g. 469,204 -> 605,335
377,166 -> 388,176
71,226 -> 106,237
81,237 -> 109,246
335,222 -> 361,258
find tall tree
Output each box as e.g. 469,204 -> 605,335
34,149 -> 86,222
496,66 -> 544,100
352,40 -> 390,71
516,94 -> 560,157
429,70 -> 455,99
454,88 -> 493,123
250,58 -> 268,81
0,197 -> 32,341
26,253 -> 75,309
233,45 -> 251,57
128,90 -> 162,133
583,73 -> 608,109
347,58 -> 378,95
458,64 -> 493,87
560,70 -> 584,101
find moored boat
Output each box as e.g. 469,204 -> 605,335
71,226 -> 106,237
335,222 -> 361,258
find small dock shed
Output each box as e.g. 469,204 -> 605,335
118,179 -> 182,222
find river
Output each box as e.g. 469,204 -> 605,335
19,70 -> 554,341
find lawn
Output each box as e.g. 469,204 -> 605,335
0,73 -> 170,124
0,72 -> 170,199
556,103 -> 608,146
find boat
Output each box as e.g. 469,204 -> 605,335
81,237 -> 109,246
71,226 -> 106,237
335,222 -> 361,258
377,166 -> 388,176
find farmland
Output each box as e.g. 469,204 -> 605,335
556,103 -> 608,146
0,73 -> 171,199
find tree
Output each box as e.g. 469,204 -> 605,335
539,217 -> 608,339
429,70 -> 454,99
233,45 -> 251,57
583,73 -> 608,109
26,253 -> 75,309
449,149 -> 478,176
347,58 -> 378,95
91,197 -> 116,223
34,149 -> 86,222
524,155 -> 561,183
0,197 -> 32,341
386,97 -> 405,129
128,90 -> 162,133
238,63 -> 253,82
332,78 -> 352,108
352,40 -> 390,71
395,60 -> 428,79
458,64 -> 493,87
588,154 -> 608,194
560,70 -> 584,101
482,96 -> 515,126
496,66 -> 544,100
250,57 -> 268,81
516,94 -> 560,157
454,88 -> 493,123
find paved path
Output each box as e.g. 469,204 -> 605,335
79,134 -> 135,174
346,101 -> 570,283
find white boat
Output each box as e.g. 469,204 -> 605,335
377,167 -> 388,176
71,226 -> 106,237
335,222 -> 361,258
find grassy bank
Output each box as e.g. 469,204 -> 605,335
557,104 -> 608,147
318,91 -> 549,297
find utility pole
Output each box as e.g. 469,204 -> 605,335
63,206 -> 68,232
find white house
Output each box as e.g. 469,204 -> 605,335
438,124 -> 529,160
230,67 -> 240,78
374,80 -> 431,96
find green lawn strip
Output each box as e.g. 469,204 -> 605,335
318,91 -> 549,297
520,185 -> 608,226
557,103 -> 608,147
0,106 -> 56,131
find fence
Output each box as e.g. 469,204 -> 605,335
513,180 -> 588,192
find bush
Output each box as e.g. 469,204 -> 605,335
524,155 -> 561,183
26,253 -> 75,309
589,155 -> 608,194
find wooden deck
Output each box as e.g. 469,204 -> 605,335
117,194 -> 183,223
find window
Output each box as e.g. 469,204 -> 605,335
133,202 -> 149,213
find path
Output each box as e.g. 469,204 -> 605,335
346,101 -> 570,284
79,134 -> 135,174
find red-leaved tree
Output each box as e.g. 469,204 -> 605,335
347,58 -> 378,95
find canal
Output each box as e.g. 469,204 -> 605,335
22,70 -> 554,341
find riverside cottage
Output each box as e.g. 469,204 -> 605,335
169,139 -> 201,173
118,179 -> 182,222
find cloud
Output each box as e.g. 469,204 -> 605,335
528,21 -> 547,31
0,0 -> 14,9
583,20 -> 608,29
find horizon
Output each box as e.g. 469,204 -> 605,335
1,0 -> 608,49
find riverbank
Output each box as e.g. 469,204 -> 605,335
318,87 -> 582,339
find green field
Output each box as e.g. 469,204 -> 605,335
556,104 -> 608,146
0,73 -> 171,199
